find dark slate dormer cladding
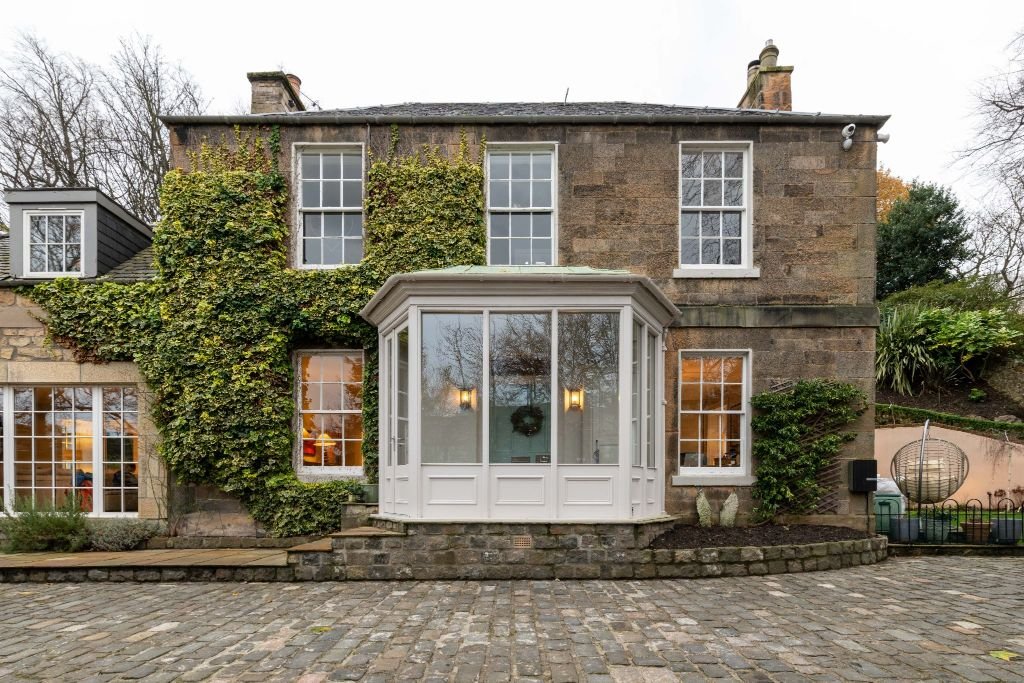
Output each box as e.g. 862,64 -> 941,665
1,188 -> 152,282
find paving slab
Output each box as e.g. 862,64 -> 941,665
0,556 -> 1021,681
0,549 -> 288,568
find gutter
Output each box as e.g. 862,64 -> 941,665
162,112 -> 890,127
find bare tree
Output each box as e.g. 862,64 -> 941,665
963,172 -> 1024,302
0,32 -> 204,225
0,33 -> 106,195
962,31 -> 1024,174
100,35 -> 204,223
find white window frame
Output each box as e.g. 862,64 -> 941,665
674,142 -> 759,279
294,349 -> 366,478
1,385 -> 141,517
22,209 -> 86,278
293,142 -> 366,270
672,349 -> 755,487
485,142 -> 559,266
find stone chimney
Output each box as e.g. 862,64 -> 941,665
737,40 -> 793,111
247,71 -> 305,114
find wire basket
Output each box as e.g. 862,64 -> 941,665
891,421 -> 968,504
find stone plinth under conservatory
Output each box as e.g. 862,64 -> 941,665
360,266 -> 678,522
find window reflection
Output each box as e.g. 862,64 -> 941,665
489,313 -> 551,463
421,314 -> 483,463
558,313 -> 619,464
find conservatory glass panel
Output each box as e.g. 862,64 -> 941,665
557,312 -> 620,464
421,313 -> 484,463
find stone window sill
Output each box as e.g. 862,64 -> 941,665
673,267 -> 761,279
672,474 -> 755,487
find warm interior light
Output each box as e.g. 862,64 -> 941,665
315,432 -> 337,449
568,388 -> 584,411
458,387 -> 475,411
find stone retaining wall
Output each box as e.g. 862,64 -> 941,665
290,520 -> 888,580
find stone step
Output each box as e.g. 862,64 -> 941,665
370,517 -> 407,534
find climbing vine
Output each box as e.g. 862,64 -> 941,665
27,127 -> 486,536
750,380 -> 867,522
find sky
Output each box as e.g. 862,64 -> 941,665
5,0 -> 1024,208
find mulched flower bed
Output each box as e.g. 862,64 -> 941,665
876,381 -> 1023,423
649,524 -> 871,549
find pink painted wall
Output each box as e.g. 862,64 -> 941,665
875,426 -> 1024,504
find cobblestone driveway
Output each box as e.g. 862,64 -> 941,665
0,556 -> 1022,682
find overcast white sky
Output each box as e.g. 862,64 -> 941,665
5,0 -> 1024,207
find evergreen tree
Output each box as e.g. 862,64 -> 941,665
876,182 -> 972,299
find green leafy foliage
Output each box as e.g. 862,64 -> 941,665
882,277 -> 1021,317
87,519 -> 161,551
0,496 -> 91,552
876,183 -> 972,300
26,128 -> 486,536
876,304 -> 1022,395
750,381 -> 866,522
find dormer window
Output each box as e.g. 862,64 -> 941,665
25,211 -> 84,277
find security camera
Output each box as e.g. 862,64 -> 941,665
842,123 -> 856,138
877,132 -> 890,143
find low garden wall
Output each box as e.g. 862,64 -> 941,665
289,519 -> 888,581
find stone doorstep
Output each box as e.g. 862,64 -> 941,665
331,526 -> 406,537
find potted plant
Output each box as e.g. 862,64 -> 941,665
888,515 -> 919,543
921,513 -> 952,543
961,520 -> 991,544
360,481 -> 379,504
993,517 -> 1023,544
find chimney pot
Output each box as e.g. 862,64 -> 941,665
286,74 -> 302,101
759,40 -> 779,69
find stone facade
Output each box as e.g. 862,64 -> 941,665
168,118 -> 877,528
0,292 -> 166,520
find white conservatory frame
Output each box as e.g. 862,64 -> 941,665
360,266 -> 678,522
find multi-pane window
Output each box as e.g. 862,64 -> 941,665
679,147 -> 748,267
488,150 -> 554,266
4,386 -> 138,514
678,353 -> 747,472
26,212 -> 84,276
298,351 -> 364,469
299,150 -> 364,267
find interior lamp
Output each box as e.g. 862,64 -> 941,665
315,432 -> 337,449
458,387 -> 475,411
568,388 -> 584,411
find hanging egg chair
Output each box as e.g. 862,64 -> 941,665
890,420 -> 969,504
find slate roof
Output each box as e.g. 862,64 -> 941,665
102,246 -> 156,282
163,102 -> 889,126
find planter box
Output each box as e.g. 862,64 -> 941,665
888,516 -> 919,543
921,517 -> 951,543
961,521 -> 991,544
992,519 -> 1023,545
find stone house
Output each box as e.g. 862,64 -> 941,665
0,41 -> 886,531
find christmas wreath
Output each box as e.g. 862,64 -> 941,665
510,405 -> 545,437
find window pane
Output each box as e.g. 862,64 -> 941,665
322,154 -> 341,179
532,153 -> 551,179
30,246 -> 46,271
66,215 -> 81,243
421,313 -> 483,464
303,239 -> 322,265
723,152 -> 744,178
344,237 -> 363,264
680,239 -> 699,265
510,238 -> 531,265
323,239 -> 345,265
510,154 -> 531,179
679,354 -> 745,471
489,181 -> 509,208
681,212 -> 699,237
532,239 -> 552,266
343,153 -> 361,180
702,152 -> 722,177
532,181 -> 551,207
680,153 -> 700,178
30,216 -> 46,242
510,213 -> 530,237
47,246 -> 63,272
323,214 -> 343,237
343,213 -> 362,237
322,181 -> 341,207
703,179 -> 722,206
681,180 -> 701,206
65,245 -> 81,271
342,180 -> 361,208
724,180 -> 743,206
490,154 -> 509,180
723,383 -> 743,411
723,239 -> 741,265
700,212 -> 720,237
533,213 -> 551,237
302,181 -> 320,207
510,180 -> 530,208
47,215 -> 64,242
722,212 -> 741,238
301,154 -> 320,180
298,352 -> 364,470
490,213 -> 510,237
490,239 -> 510,265
303,213 -> 322,237
557,312 -> 620,465
489,313 -> 551,464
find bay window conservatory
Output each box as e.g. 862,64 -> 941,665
360,266 -> 677,521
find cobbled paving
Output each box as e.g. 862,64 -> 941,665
0,556 -> 1022,682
